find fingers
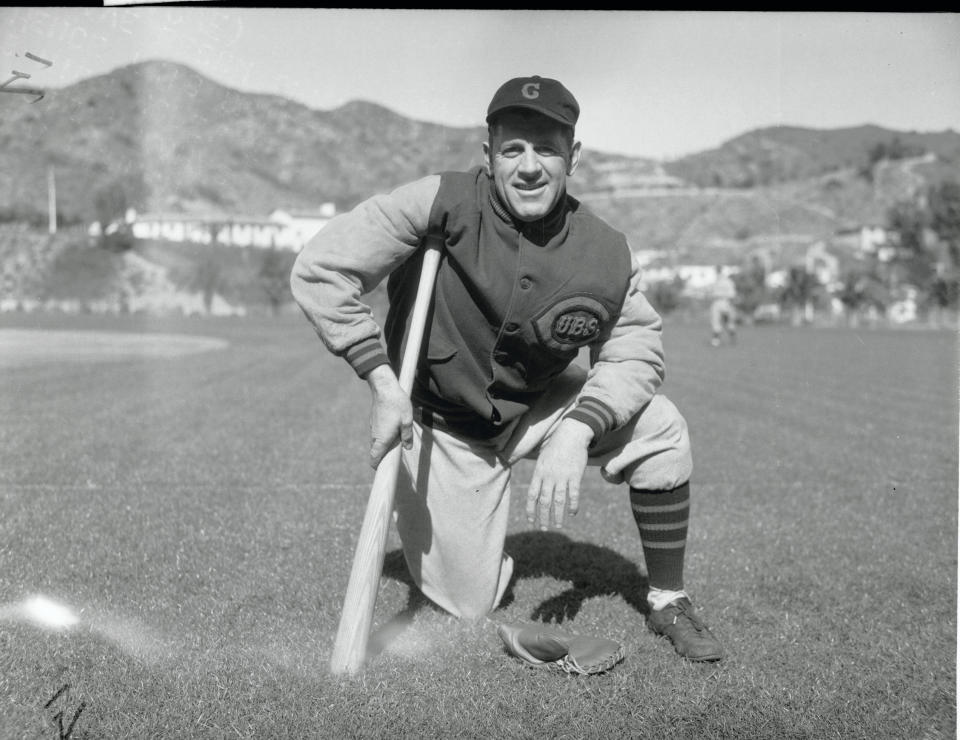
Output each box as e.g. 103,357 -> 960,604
526,473 -> 542,526
567,479 -> 580,518
370,418 -> 414,468
369,397 -> 414,468
550,485 -> 566,529
527,472 -> 572,531
399,409 -> 414,450
540,484 -> 557,531
369,434 -> 392,469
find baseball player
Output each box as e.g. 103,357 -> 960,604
291,76 -> 723,662
709,266 -> 738,347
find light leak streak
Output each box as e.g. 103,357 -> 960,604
1,594 -> 175,664
16,595 -> 79,629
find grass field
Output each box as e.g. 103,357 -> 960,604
0,312 -> 956,739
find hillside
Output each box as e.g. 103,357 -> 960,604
663,124 -> 960,188
583,153 -> 953,254
0,59 -> 957,269
0,61 -> 475,219
0,60 -> 655,223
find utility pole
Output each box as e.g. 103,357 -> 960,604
47,165 -> 57,235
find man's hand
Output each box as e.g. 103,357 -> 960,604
527,418 -> 594,530
365,365 -> 413,469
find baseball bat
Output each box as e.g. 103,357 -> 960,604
329,237 -> 443,676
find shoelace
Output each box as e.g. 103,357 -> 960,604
670,601 -> 707,632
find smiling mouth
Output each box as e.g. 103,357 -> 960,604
513,182 -> 546,192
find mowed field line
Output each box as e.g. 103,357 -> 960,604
1,321 -> 374,492
662,326 -> 956,408
667,359 -> 955,440
666,348 -> 954,411
660,328 -> 957,449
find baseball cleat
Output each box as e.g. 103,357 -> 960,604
647,596 -> 724,662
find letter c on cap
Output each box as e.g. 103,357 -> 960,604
521,82 -> 540,99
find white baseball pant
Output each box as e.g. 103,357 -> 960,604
393,364 -> 692,619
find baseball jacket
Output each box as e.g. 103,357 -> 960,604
290,167 -> 665,443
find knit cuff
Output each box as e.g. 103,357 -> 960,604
344,337 -> 390,378
563,397 -> 618,445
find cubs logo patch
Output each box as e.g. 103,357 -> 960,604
554,311 -> 599,341
532,295 -> 611,353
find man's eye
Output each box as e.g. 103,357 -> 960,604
501,146 -> 523,157
535,146 -> 559,156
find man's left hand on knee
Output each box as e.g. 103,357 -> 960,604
527,418 -> 593,530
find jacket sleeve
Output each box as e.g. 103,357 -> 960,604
563,250 -> 665,442
289,175 -> 441,377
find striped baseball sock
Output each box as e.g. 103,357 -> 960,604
629,482 -> 689,592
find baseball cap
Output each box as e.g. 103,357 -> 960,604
485,75 -> 580,128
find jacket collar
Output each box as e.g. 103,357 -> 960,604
487,179 -> 569,245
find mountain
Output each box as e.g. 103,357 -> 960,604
0,60 -> 655,222
582,151 -> 956,257
1,59 -> 958,262
663,124 -> 960,188
0,60 -> 484,219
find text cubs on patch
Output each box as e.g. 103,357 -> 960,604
532,294 -> 612,353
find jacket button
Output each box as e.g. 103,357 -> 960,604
519,277 -> 532,289
504,322 -> 519,333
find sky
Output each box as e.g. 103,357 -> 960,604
2,9 -> 958,159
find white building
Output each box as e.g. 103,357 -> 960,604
104,203 -> 338,252
834,224 -> 888,255
268,203 -> 336,250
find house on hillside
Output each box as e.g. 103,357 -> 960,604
268,203 -> 337,249
127,213 -> 296,250
833,224 -> 889,256
95,203 -> 338,252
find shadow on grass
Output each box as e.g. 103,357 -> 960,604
500,531 -> 650,623
370,532 -> 648,657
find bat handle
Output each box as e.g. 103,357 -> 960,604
329,236 -> 443,675
397,240 -> 443,393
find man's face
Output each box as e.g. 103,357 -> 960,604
483,110 -> 581,222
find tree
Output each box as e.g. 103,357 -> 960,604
886,199 -> 934,289
860,137 -> 926,181
928,180 -> 960,266
887,200 -> 926,254
93,180 -> 128,227
779,265 -> 819,326
177,248 -> 224,315
837,269 -> 889,327
924,181 -> 960,324
645,275 -> 686,316
732,255 -> 767,319
259,247 -> 296,315
93,180 -> 134,252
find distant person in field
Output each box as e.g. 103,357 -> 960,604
291,75 -> 724,661
709,266 -> 738,347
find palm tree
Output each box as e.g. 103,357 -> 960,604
779,265 -> 818,326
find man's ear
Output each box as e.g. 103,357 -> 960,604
482,140 -> 492,177
567,141 -> 582,176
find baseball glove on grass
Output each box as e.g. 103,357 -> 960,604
497,622 -> 625,675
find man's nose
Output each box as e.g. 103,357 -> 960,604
518,146 -> 541,177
